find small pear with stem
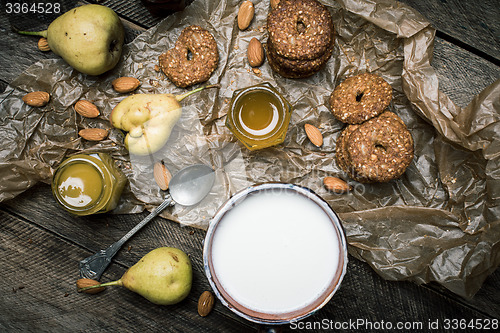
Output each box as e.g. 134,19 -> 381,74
77,247 -> 193,305
14,4 -> 124,75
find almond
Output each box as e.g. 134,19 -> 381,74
76,278 -> 105,294
38,37 -> 50,52
74,100 -> 100,118
153,160 -> 172,191
112,77 -> 140,93
78,128 -> 109,141
247,38 -> 265,67
324,177 -> 352,193
304,124 -> 323,147
22,91 -> 50,107
198,291 -> 215,317
238,1 -> 254,30
270,0 -> 280,10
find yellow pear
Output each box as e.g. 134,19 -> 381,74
110,84 -> 218,155
16,4 -> 124,75
78,247 -> 193,305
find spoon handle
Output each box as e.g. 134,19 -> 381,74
118,194 -> 175,246
79,194 -> 175,279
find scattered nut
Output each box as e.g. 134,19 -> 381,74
247,37 -> 265,67
252,68 -> 261,75
112,77 -> 140,93
304,124 -> 323,147
198,291 -> 215,317
76,279 -> 105,294
74,100 -> 100,118
154,160 -> 172,191
22,91 -> 50,107
78,128 -> 109,141
323,177 -> 352,193
37,37 -> 50,52
238,1 -> 255,30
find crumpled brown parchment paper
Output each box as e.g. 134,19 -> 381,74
0,0 -> 499,298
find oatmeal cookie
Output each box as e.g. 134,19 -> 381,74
346,111 -> 414,182
267,0 -> 334,61
335,124 -> 359,173
159,25 -> 219,88
266,0 -> 334,78
329,73 -> 392,124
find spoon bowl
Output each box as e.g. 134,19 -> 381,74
170,164 -> 215,206
79,164 -> 215,280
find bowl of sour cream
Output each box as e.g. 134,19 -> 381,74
203,183 -> 348,324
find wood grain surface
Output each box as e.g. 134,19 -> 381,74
1,0 -> 499,332
401,0 -> 499,65
2,184 -> 498,332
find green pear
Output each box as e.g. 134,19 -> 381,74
110,84 -> 219,155
78,247 -> 193,305
16,4 -> 124,75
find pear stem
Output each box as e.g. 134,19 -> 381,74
175,84 -> 220,102
11,26 -> 48,38
78,279 -> 122,292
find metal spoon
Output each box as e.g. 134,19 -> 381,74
79,164 -> 215,280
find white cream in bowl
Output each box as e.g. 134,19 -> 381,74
203,183 -> 348,324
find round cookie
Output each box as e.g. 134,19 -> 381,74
329,73 -> 393,124
378,109 -> 406,126
267,0 -> 334,61
159,25 -> 219,88
346,111 -> 414,183
336,124 -> 373,183
335,124 -> 359,173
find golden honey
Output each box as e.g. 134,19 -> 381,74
51,153 -> 127,216
57,162 -> 103,208
226,83 -> 292,150
237,90 -> 281,135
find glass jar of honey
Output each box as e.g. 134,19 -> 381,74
51,153 -> 127,216
226,82 -> 292,151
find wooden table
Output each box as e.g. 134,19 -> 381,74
1,0 -> 499,332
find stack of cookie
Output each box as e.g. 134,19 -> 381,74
330,73 -> 414,183
266,0 -> 334,78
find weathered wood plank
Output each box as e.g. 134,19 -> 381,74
1,183 -> 499,333
400,0 -> 499,64
0,203 -> 256,332
0,1 -> 142,90
1,0 -> 499,331
1,1 -> 498,102
96,0 -> 500,64
431,37 -> 500,108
